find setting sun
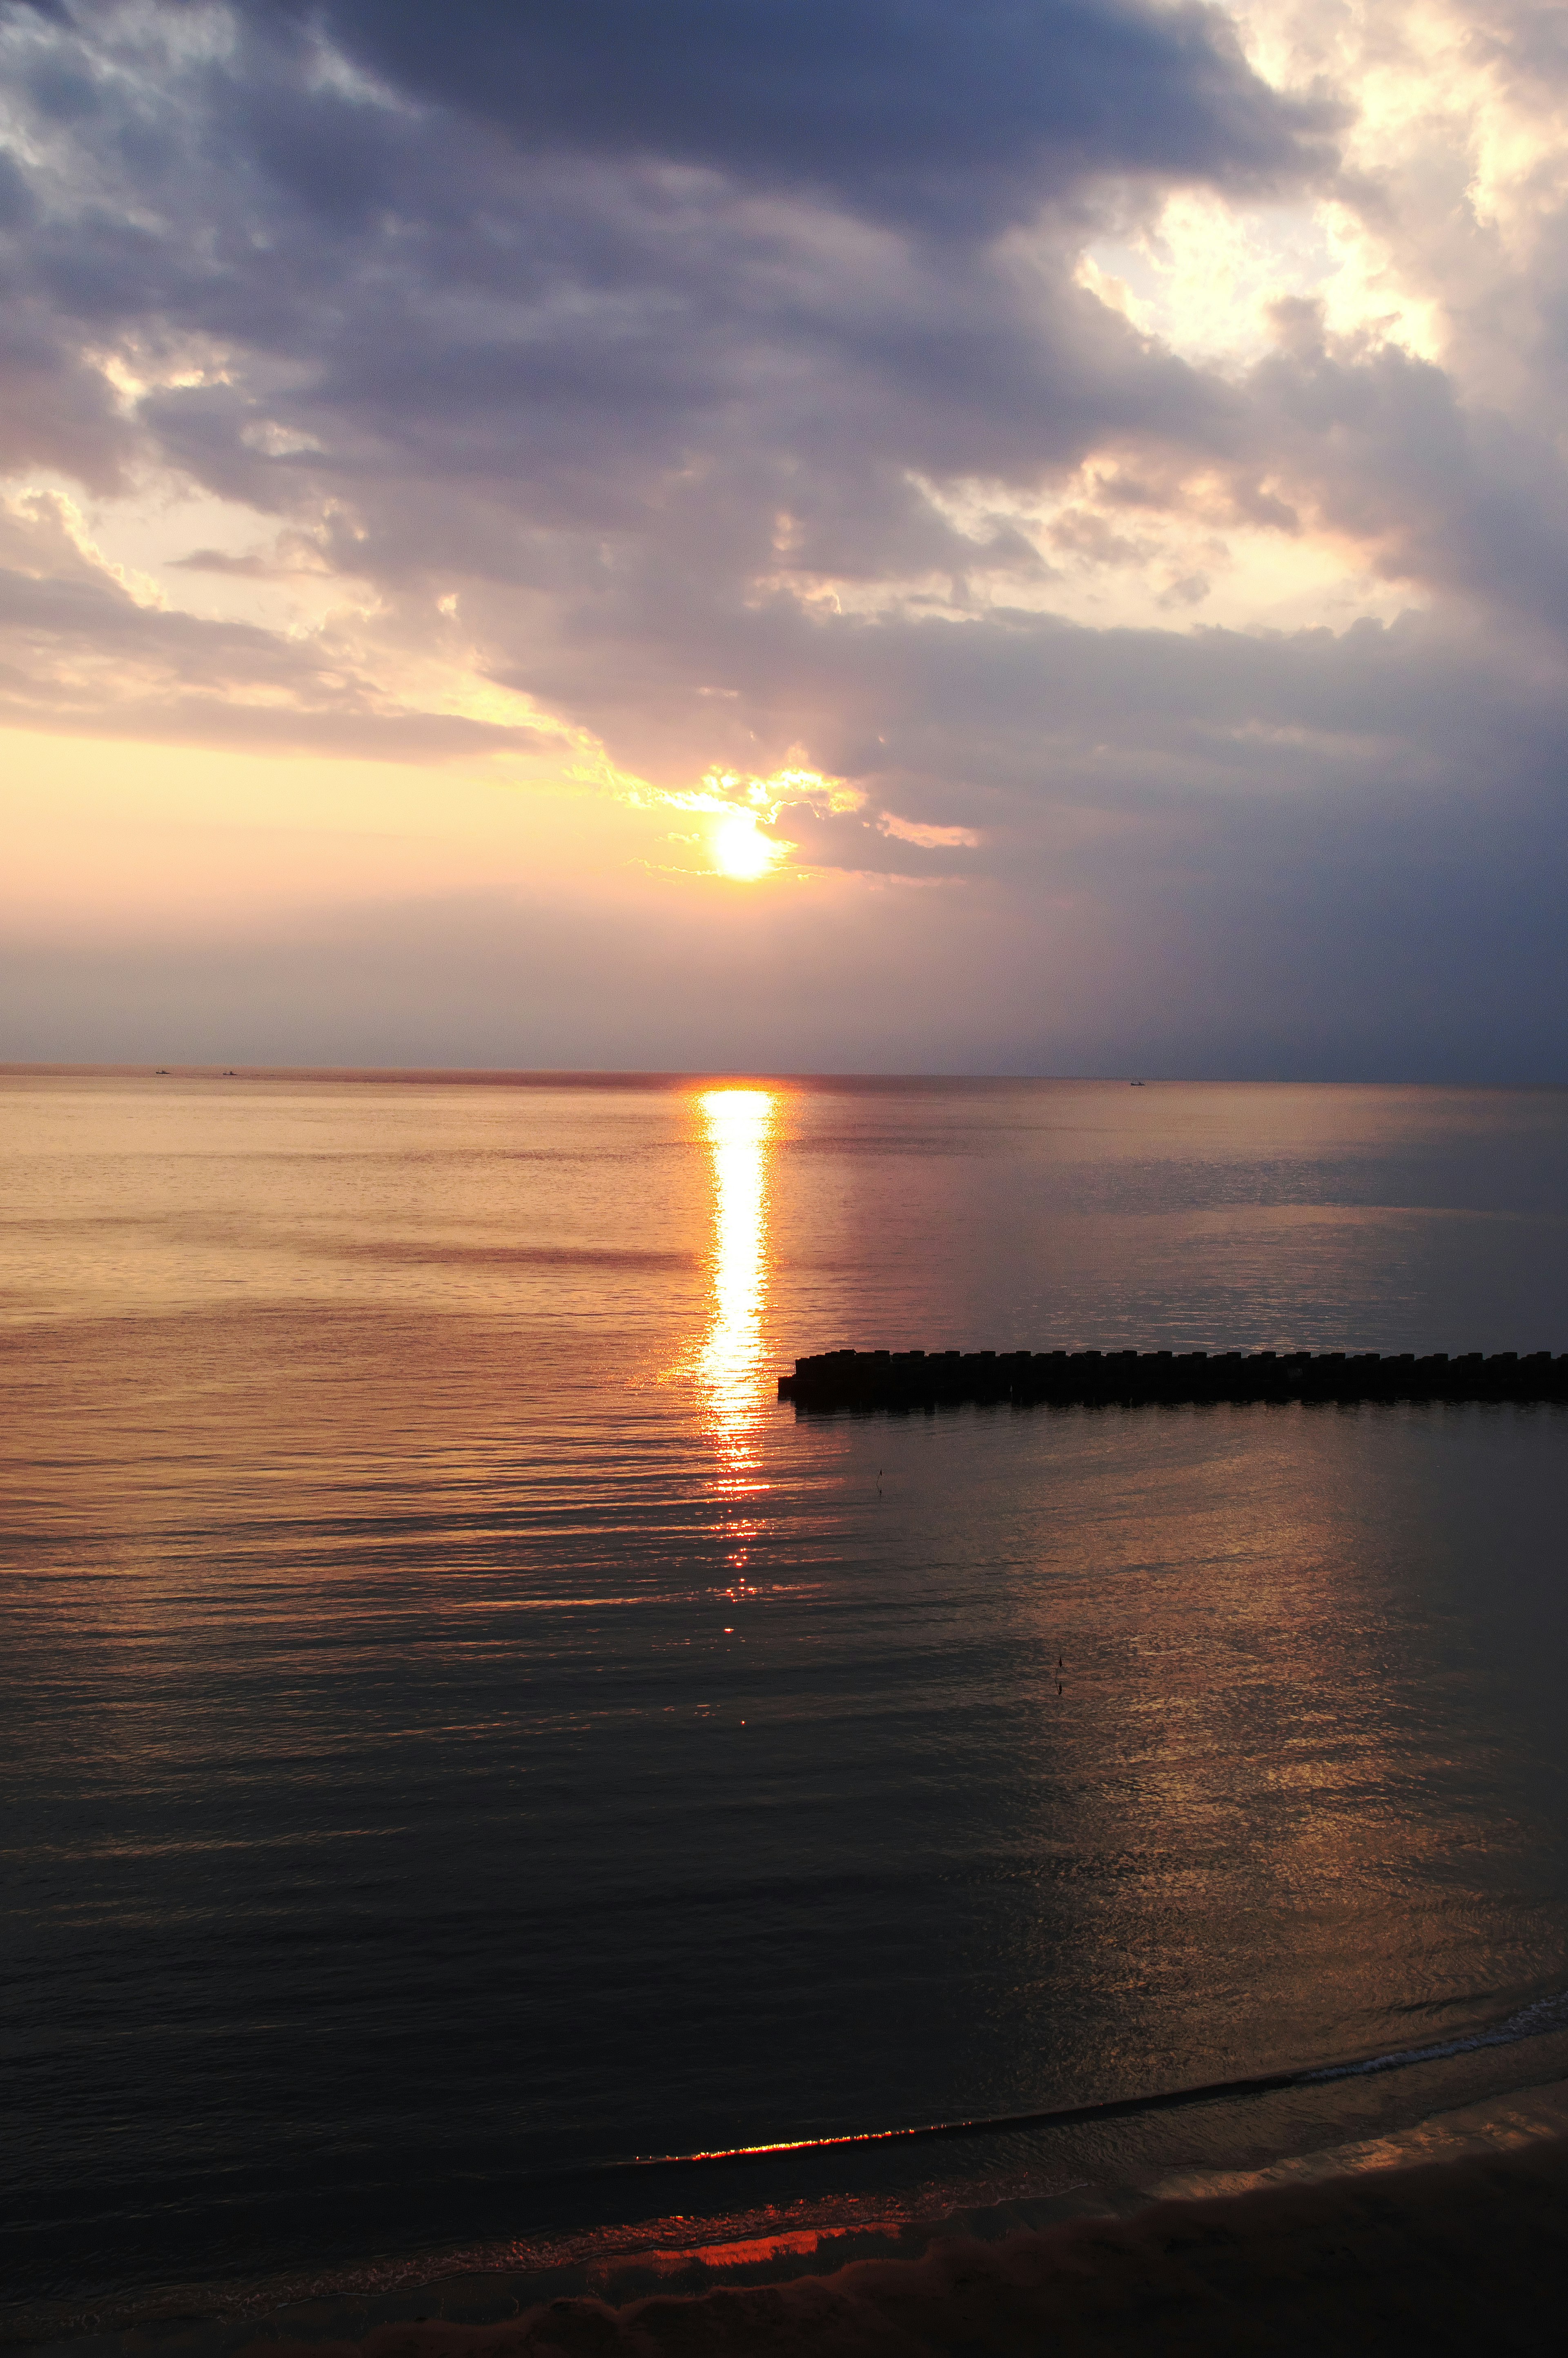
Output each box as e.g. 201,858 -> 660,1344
710,810 -> 782,882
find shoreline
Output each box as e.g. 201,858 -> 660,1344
16,2079 -> 1568,2358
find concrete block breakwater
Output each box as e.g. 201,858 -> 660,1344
779,1349 -> 1568,1412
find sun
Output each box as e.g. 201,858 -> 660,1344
711,809 -> 782,881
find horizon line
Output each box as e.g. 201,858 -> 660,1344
4,1064 -> 1566,1091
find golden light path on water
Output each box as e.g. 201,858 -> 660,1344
695,1087 -> 779,1505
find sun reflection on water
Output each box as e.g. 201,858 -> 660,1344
695,1087 -> 779,1500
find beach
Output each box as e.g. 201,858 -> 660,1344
12,0 -> 1568,2331
220,2081 -> 1568,2357
21,2082 -> 1564,2358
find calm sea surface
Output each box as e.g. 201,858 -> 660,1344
7,1074 -> 1568,2330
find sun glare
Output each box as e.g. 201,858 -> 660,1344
695,1087 -> 779,1497
711,810 -> 781,881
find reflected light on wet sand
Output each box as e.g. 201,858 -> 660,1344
695,1088 -> 779,1496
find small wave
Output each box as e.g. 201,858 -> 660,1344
1305,1984 -> 1568,2086
622,1986 -> 1568,2172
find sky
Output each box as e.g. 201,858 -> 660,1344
2,0 -> 1566,1075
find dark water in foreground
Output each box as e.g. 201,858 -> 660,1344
6,1074 -> 1568,2333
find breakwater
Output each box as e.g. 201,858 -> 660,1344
780,1349 -> 1568,1412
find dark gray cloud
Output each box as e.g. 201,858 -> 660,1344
272,0 -> 1338,232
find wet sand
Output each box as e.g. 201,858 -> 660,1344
260,2140 -> 1568,2356
22,2083 -> 1568,2358
244,2082 -> 1568,2358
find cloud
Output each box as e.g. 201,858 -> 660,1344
0,490 -> 542,756
0,0 -> 1565,1069
281,0 -> 1340,232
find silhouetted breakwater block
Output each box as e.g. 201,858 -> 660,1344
777,1349 -> 1568,1412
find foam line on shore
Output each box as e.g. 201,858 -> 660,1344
619,1983 -> 1568,2173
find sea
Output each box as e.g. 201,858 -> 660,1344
7,1071 -> 1568,2343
